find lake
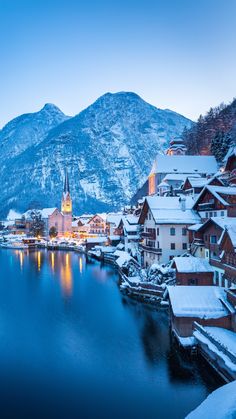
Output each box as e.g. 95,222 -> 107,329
0,249 -> 222,418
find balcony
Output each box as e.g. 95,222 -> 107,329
141,232 -> 156,239
141,244 -> 162,255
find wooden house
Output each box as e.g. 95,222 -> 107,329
182,176 -> 223,196
168,286 -> 235,344
192,185 -> 236,221
172,256 -> 214,285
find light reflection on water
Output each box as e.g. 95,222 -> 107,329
0,249 -> 222,419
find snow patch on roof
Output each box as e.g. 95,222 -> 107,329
168,286 -> 231,319
173,256 -> 214,273
150,155 -> 218,175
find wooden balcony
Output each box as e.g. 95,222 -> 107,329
141,244 -> 162,255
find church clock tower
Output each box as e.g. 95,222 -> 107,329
61,169 -> 72,234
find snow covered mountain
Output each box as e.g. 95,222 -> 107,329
0,92 -> 192,217
0,103 -> 70,162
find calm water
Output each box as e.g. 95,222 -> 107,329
0,249 -> 222,419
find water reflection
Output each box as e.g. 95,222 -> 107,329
60,253 -> 72,297
51,252 -> 55,272
13,249 -> 75,298
79,257 -> 83,274
37,251 -> 41,272
0,249 -> 221,419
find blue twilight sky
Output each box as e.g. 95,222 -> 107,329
0,0 -> 236,127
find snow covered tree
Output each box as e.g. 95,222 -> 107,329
211,131 -> 231,162
29,210 -> 45,237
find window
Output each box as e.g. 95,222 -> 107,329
171,243 -> 175,250
209,212 -> 213,217
182,243 -> 187,250
170,227 -> 175,236
182,228 -> 187,236
214,212 -> 217,217
189,278 -> 198,285
204,234 -> 208,242
146,240 -> 155,248
210,235 -> 217,244
205,212 -> 208,218
221,211 -> 225,217
156,228 -> 159,235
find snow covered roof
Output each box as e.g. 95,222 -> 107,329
86,237 -> 107,243
144,196 -> 200,225
195,185 -> 236,208
41,208 -> 58,218
150,155 -> 218,175
116,252 -> 132,267
186,178 -> 209,188
75,214 -> 94,222
173,256 -> 214,273
163,174 -> 196,181
23,208 -> 58,219
106,213 -> 122,226
198,218 -> 236,242
120,214 -> 139,232
168,286 -> 231,319
188,223 -> 203,231
186,381 -> 236,419
218,224 -> 236,248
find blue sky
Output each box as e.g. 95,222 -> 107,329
0,0 -> 236,126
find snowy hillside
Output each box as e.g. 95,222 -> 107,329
0,92 -> 192,216
0,103 -> 70,162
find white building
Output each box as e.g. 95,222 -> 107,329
138,196 -> 200,266
148,154 -> 218,195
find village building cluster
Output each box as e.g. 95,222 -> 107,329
1,137 -> 236,377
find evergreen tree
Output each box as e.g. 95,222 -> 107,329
29,210 -> 45,237
49,226 -> 58,238
211,131 -> 231,162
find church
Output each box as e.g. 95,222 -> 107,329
148,137 -> 218,195
42,169 -> 73,237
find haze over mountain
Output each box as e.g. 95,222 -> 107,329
0,92 -> 192,217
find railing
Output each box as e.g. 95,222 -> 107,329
141,245 -> 162,254
194,322 -> 236,365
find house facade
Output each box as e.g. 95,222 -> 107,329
172,256 -> 214,286
87,214 -> 107,235
189,217 -> 236,288
138,196 -> 200,266
192,185 -> 236,221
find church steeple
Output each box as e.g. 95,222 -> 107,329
61,169 -> 72,215
64,168 -> 70,194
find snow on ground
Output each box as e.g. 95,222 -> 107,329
186,380 -> 236,419
204,327 -> 236,355
193,330 -> 236,373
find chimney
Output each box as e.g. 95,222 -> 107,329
180,196 -> 186,212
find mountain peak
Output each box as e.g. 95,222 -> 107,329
41,103 -> 63,113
